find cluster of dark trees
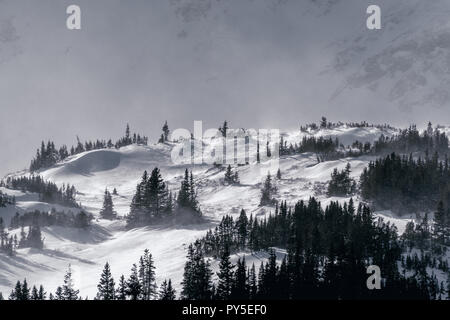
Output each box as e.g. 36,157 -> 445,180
260,172 -> 277,206
0,189 -> 15,207
0,216 -> 43,254
327,163 -> 357,196
0,217 -> 15,256
224,165 -> 239,185
158,121 -> 170,143
99,189 -> 117,220
4,199 -> 449,300
9,209 -> 93,230
283,122 -> 448,164
373,123 -> 448,155
5,280 -> 46,300
17,220 -> 44,249
115,124 -> 148,149
29,124 -> 148,172
279,136 -> 339,157
300,117 -> 395,132
4,250 -> 176,301
360,152 -> 450,214
198,198 -> 449,299
126,168 -> 201,227
3,175 -> 78,208
96,249 -> 176,300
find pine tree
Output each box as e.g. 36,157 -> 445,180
434,201 -> 448,244
216,246 -> 235,300
181,243 -> 213,300
126,264 -> 142,300
116,275 -> 127,300
231,257 -> 249,299
139,249 -> 157,300
31,285 -> 39,300
159,279 -> 176,300
219,121 -> 228,138
162,121 -> 170,142
9,281 -> 22,300
260,172 -> 276,206
99,189 -> 116,220
224,165 -> 234,185
145,168 -> 169,219
26,219 -> 44,249
54,286 -> 63,300
276,168 -> 281,180
21,279 -> 30,300
62,264 -> 79,300
177,169 -> 201,216
38,285 -> 46,300
248,263 -> 258,299
236,209 -> 248,249
96,262 -> 116,300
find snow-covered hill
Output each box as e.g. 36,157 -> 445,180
0,125 -> 413,297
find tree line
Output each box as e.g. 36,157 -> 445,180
126,168 -> 202,227
198,198 -> 449,299
360,152 -> 450,214
29,124 -> 148,172
281,121 -> 449,162
0,189 -> 15,207
9,209 -> 93,230
3,175 -> 78,208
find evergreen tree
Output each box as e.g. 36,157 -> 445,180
276,168 -> 281,180
31,285 -> 39,300
219,121 -> 228,138
126,264 -> 142,300
181,243 -> 213,300
434,201 -> 449,244
62,265 -> 79,300
224,165 -> 239,185
159,279 -> 176,300
21,279 -> 30,301
138,249 -> 157,300
236,209 -> 248,249
260,172 -> 276,206
231,257 -> 249,299
38,285 -> 46,300
55,286 -> 63,300
116,275 -> 127,300
177,169 -> 201,216
216,246 -> 235,300
162,121 -> 170,142
248,263 -> 258,299
9,281 -> 22,300
99,189 -> 116,220
96,262 -> 116,300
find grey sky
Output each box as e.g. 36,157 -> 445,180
1,0 -> 449,176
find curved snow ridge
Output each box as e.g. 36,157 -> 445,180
57,150 -> 121,176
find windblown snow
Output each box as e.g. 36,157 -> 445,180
0,126 -> 414,297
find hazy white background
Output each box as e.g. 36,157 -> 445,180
1,0 -> 450,176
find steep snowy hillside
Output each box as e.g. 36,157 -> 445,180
0,125 -> 413,297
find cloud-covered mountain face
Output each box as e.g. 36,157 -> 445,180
1,0 -> 450,176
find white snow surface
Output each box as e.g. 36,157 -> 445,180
0,126 -> 414,298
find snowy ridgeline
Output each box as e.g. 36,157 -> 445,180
0,125 -> 443,298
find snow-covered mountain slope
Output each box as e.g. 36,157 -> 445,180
0,126 -> 411,297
